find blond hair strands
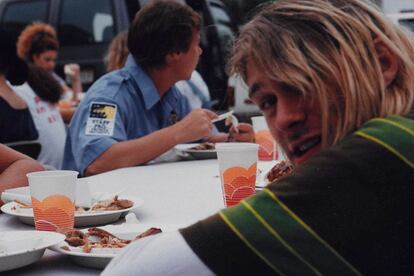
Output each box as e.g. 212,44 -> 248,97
106,31 -> 129,72
228,0 -> 414,147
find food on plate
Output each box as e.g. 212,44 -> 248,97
266,160 -> 294,182
190,142 -> 215,151
62,227 -> 162,253
12,195 -> 134,213
64,229 -> 89,247
134,227 -> 162,240
11,200 -> 32,209
89,195 -> 134,211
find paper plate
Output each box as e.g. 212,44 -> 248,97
51,223 -> 179,269
0,231 -> 65,272
174,143 -> 217,160
0,196 -> 143,227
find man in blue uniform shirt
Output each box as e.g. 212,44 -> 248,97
63,1 -> 253,176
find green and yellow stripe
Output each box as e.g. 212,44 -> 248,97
355,115 -> 414,168
220,189 -> 361,275
218,115 -> 412,275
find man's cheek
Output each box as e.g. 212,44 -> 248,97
268,128 -> 284,147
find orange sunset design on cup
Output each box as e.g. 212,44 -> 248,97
222,163 -> 257,207
255,130 -> 277,160
31,195 -> 75,231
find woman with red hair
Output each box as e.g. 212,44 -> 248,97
17,22 -> 82,123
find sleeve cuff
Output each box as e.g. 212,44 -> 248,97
79,138 -> 118,175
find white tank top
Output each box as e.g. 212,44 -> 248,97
14,83 -> 66,169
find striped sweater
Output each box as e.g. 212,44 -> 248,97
181,114 -> 414,276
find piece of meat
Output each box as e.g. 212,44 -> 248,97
113,199 -> 134,209
88,227 -> 117,239
63,229 -> 88,247
64,227 -> 162,253
88,227 -> 131,245
90,196 -> 133,211
134,227 -> 162,240
267,160 -> 294,182
190,142 -> 215,150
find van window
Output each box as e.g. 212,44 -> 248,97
399,19 -> 414,33
58,0 -> 114,46
1,0 -> 48,38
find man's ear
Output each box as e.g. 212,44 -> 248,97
165,52 -> 181,65
373,37 -> 398,86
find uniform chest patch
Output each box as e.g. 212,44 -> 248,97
85,102 -> 117,136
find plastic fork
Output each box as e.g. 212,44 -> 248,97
212,110 -> 239,133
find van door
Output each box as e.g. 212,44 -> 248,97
399,18 -> 414,32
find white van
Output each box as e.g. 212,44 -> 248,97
0,0 -> 238,109
387,11 -> 414,33
227,74 -> 260,115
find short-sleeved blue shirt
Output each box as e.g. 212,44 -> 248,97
62,55 -> 193,175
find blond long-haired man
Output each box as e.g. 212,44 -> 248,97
103,1 -> 414,275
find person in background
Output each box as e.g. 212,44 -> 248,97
0,144 -> 44,207
0,28 -> 38,144
106,30 -> 213,110
105,31 -> 129,73
175,70 -> 213,110
63,1 -> 254,177
16,22 -> 82,123
13,65 -> 66,169
102,0 -> 414,275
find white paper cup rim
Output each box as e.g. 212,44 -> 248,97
27,170 -> 79,178
215,142 -> 259,152
251,115 -> 265,121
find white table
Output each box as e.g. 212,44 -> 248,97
0,159 -> 275,275
0,159 -> 226,275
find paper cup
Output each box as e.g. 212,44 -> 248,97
251,116 -> 280,161
27,170 -> 78,231
216,143 -> 259,207
64,64 -> 76,76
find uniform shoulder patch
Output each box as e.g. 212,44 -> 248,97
85,102 -> 117,136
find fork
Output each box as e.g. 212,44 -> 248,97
211,111 -> 239,133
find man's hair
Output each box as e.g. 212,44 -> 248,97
128,0 -> 200,70
17,22 -> 59,62
228,0 -> 414,147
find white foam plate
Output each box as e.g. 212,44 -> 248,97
0,195 -> 143,227
0,231 -> 65,272
51,223 -> 179,269
174,143 -> 217,160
